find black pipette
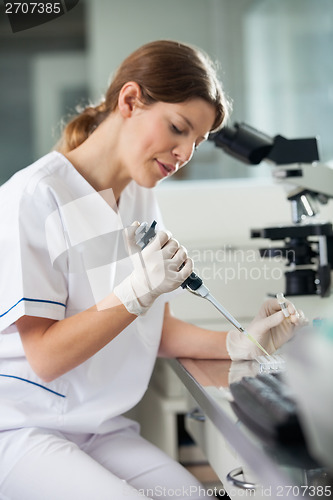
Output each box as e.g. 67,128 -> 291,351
135,221 -> 270,356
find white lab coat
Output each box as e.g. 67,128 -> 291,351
0,151 -> 168,434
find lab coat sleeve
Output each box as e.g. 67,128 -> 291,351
0,186 -> 68,331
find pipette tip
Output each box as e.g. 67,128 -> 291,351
244,331 -> 271,357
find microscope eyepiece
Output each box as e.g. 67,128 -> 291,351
209,122 -> 273,165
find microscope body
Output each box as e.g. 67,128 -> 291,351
209,123 -> 333,297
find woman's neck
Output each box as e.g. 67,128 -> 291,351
64,115 -> 131,202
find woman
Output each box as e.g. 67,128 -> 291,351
0,40 -> 300,499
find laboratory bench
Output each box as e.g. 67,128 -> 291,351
169,357 -> 333,500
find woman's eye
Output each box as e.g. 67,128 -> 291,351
171,124 -> 183,135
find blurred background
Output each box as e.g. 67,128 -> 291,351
1,0 -> 333,184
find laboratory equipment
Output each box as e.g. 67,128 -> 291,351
284,322 -> 333,473
135,220 -> 157,249
136,221 -> 270,357
254,354 -> 286,373
276,292 -> 291,319
229,371 -> 305,444
209,123 -> 333,297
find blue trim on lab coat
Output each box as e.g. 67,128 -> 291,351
0,374 -> 66,398
0,297 -> 66,318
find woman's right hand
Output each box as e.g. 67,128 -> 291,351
114,222 -> 193,315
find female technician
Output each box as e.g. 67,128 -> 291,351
0,40 -> 300,499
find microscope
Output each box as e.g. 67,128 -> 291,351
209,123 -> 333,298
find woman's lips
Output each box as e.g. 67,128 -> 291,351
155,159 -> 176,177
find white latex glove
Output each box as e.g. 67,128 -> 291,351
226,298 -> 307,361
114,222 -> 193,315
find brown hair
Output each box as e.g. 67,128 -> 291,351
56,40 -> 231,153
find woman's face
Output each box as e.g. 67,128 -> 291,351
118,96 -> 216,188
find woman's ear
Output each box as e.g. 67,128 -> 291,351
118,82 -> 141,117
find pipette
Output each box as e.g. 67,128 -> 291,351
180,272 -> 270,356
136,221 -> 271,357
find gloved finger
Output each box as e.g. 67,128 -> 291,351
266,298 -> 299,322
124,221 -> 140,239
252,310 -> 285,335
268,298 -> 287,315
165,249 -> 189,273
146,230 -> 172,252
286,301 -> 298,317
298,309 -> 308,325
289,308 -> 308,326
161,238 -> 180,258
256,298 -> 282,320
171,245 -> 188,266
177,257 -> 193,280
124,221 -> 141,255
286,301 -> 306,325
164,247 -> 189,274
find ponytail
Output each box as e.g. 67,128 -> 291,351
55,101 -> 108,153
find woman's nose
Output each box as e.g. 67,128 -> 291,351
172,141 -> 195,165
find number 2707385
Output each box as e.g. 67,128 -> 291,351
5,2 -> 62,15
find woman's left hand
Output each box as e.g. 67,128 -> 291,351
226,298 -> 307,360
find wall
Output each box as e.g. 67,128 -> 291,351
244,0 -> 333,163
0,1 -> 86,182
